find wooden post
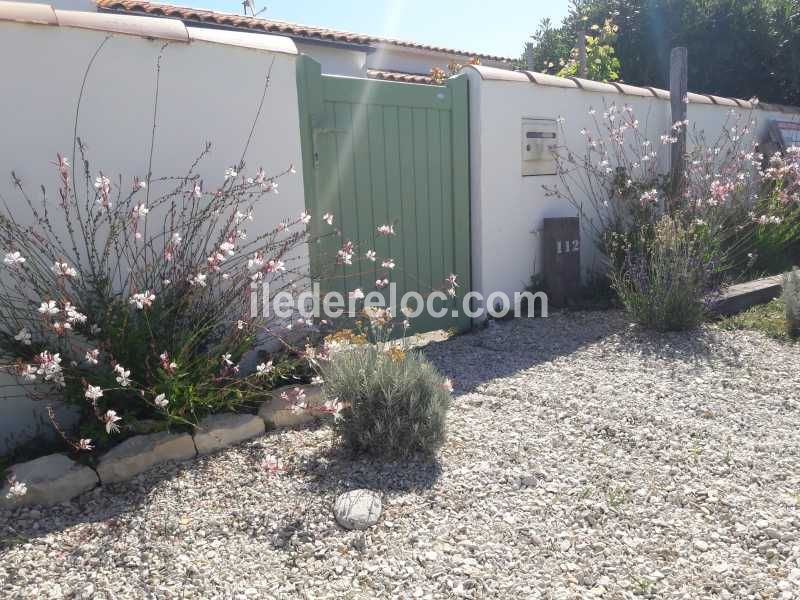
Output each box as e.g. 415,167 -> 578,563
669,47 -> 688,200
577,33 -> 587,78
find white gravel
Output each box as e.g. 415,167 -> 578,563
2,310 -> 800,599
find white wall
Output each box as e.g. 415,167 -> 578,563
295,41 -> 367,77
0,11 -> 307,454
464,66 -> 798,302
368,44 -> 509,75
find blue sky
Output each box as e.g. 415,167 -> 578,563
188,0 -> 571,59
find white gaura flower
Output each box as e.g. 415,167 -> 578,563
78,438 -> 94,451
154,393 -> 169,408
5,478 -> 27,499
94,175 -> 111,193
376,278 -> 389,289
132,203 -> 149,218
376,224 -> 395,236
52,321 -> 72,335
299,211 -> 311,225
281,387 -> 307,413
248,252 -> 265,273
35,351 -> 62,385
256,361 -> 273,377
266,259 -> 285,273
262,454 -> 284,473
224,167 -> 238,180
193,183 -> 202,199
221,353 -> 233,367
85,385 -> 103,401
237,320 -> 245,330
63,302 -> 87,324
104,410 -> 121,434
14,328 -> 31,346
189,272 -> 208,287
365,250 -> 377,262
220,241 -> 236,256
114,364 -> 131,387
3,251 -> 25,267
129,290 -> 156,309
322,212 -> 334,225
20,364 -> 37,382
381,259 -> 395,270
319,396 -> 343,415
85,349 -> 99,365
349,288 -> 364,300
52,261 -> 78,278
235,209 -> 254,224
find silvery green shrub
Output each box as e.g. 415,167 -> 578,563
784,268 -> 800,338
319,343 -> 451,459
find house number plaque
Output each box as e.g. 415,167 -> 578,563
542,217 -> 580,307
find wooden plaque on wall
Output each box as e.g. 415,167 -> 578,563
542,217 -> 580,307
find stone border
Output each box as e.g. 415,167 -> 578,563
0,386 -> 324,509
711,275 -> 784,316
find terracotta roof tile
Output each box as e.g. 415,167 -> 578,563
367,69 -> 434,85
95,0 -> 513,63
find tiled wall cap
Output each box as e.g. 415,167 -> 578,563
0,0 -> 57,25
687,92 -> 714,105
706,95 -> 738,107
463,64 -> 530,82
610,82 -> 652,97
55,9 -> 189,41
187,26 -> 297,55
646,87 -> 670,100
568,77 -> 619,94
525,71 -> 579,89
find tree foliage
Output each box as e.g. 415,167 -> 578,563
521,0 -> 800,105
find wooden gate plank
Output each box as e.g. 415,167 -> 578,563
296,57 -> 472,335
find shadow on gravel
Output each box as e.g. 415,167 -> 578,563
619,327 -> 722,363
421,310 -> 732,393
294,445 -> 442,495
0,460 -> 187,550
422,310 -> 629,392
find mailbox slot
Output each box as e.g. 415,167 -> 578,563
521,118 -> 557,176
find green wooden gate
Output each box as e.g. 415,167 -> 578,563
296,56 -> 471,334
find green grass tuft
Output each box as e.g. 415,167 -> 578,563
717,297 -> 795,342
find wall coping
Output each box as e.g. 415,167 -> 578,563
0,0 -> 298,55
464,64 -> 800,114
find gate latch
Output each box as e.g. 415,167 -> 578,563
312,127 -> 348,168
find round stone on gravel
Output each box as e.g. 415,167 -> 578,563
333,489 -> 382,530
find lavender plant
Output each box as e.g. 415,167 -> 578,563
313,308 -> 453,459
784,268 -> 800,339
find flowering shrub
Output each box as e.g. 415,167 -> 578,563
0,144 -> 335,451
546,102 -> 800,330
748,149 -> 800,274
313,309 -> 452,459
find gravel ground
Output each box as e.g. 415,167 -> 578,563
2,310 -> 800,599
